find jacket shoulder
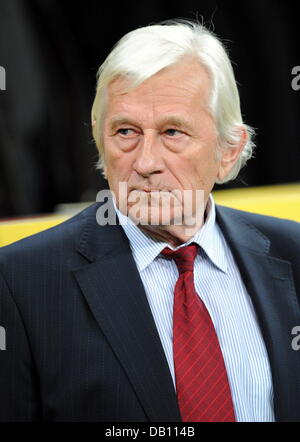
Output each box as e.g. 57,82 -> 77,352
0,203 -> 100,262
216,204 -> 300,259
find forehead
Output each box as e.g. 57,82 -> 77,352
105,59 -> 212,117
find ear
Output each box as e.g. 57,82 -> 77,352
217,126 -> 248,182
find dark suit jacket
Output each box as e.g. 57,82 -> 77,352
0,201 -> 300,422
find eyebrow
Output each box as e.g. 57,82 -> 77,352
158,116 -> 194,132
109,116 -> 140,133
108,115 -> 194,133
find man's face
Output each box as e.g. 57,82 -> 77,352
102,58 -> 235,227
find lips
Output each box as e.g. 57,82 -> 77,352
132,188 -> 166,193
132,188 -> 157,193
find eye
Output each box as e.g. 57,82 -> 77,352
117,128 -> 136,136
165,128 -> 183,137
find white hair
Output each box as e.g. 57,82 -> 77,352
91,19 -> 255,184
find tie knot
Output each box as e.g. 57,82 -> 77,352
161,243 -> 198,274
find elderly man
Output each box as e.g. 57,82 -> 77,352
0,20 -> 300,423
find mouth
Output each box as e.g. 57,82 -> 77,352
132,187 -> 169,193
131,188 -> 156,193
141,188 -> 151,193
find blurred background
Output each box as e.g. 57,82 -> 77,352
0,0 -> 299,218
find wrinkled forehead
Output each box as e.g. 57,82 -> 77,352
105,60 -> 212,112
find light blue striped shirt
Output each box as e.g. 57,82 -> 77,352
114,195 -> 275,422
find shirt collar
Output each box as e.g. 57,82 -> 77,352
113,194 -> 227,274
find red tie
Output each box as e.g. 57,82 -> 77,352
162,243 -> 236,422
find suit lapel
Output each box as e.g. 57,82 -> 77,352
216,206 -> 300,422
72,205 -> 181,422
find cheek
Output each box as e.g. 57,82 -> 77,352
104,145 -> 135,183
194,153 -> 219,180
103,139 -> 124,175
103,135 -> 121,160
174,147 -> 220,188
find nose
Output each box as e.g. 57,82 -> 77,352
133,131 -> 164,177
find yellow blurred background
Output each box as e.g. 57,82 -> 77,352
0,183 -> 299,247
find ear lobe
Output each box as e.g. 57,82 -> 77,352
217,126 -> 248,182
